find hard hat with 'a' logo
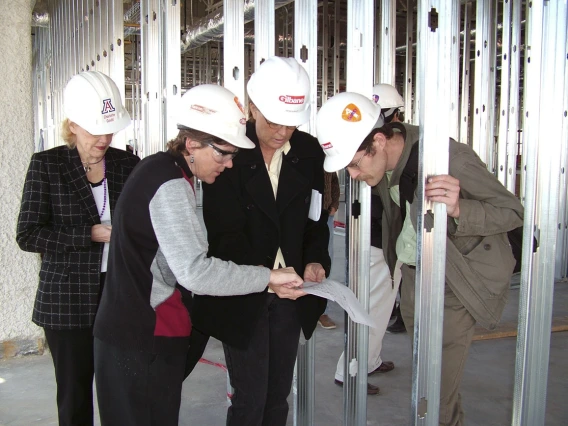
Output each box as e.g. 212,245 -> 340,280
372,83 -> 405,114
316,92 -> 384,172
247,56 -> 311,126
176,84 -> 254,149
64,71 -> 131,135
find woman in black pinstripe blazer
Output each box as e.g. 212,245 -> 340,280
16,71 -> 139,426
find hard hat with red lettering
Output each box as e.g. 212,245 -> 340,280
372,83 -> 405,116
176,84 -> 254,149
316,92 -> 384,172
64,71 -> 131,135
247,56 -> 310,126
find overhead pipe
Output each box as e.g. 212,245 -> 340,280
32,0 -> 142,35
181,0 -> 294,52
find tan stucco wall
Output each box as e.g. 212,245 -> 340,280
0,0 -> 44,357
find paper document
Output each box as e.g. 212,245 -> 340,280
302,279 -> 378,328
308,189 -> 322,221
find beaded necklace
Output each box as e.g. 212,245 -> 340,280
99,158 -> 107,218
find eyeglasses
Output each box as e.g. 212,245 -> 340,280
205,142 -> 239,164
346,152 -> 367,169
264,117 -> 298,131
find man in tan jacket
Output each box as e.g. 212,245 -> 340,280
316,92 -> 524,426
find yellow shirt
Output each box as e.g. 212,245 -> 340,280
385,171 -> 417,266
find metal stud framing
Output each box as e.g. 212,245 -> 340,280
506,0 -> 522,195
224,0 -> 245,102
404,0 -> 415,124
378,0 -> 396,85
513,1 -> 567,424
344,1 -> 374,424
448,1 -> 460,141
26,2 -> 568,424
34,0 -> 126,151
254,0 -> 275,69
472,0 -> 493,165
559,20 -> 568,280
459,1 -> 472,144
412,0 -> 452,424
497,0 -> 513,187
292,2 -> 318,424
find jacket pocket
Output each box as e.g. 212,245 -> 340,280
461,233 -> 515,299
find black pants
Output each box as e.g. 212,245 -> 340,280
43,328 -> 95,426
93,338 -> 187,426
43,272 -> 105,426
224,293 -> 302,426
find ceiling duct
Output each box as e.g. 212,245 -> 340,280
181,0 -> 295,53
31,1 -> 142,33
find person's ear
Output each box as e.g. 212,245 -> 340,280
185,137 -> 200,155
373,132 -> 387,150
69,121 -> 79,135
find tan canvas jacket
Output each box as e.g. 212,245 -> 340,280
374,123 -> 524,329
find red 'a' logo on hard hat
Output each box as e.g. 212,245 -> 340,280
101,99 -> 116,114
321,142 -> 333,149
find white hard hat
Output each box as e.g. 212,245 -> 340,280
247,56 -> 310,126
64,71 -> 131,135
316,92 -> 384,173
176,84 -> 254,149
372,83 -> 405,114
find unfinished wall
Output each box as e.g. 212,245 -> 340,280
0,0 -> 44,358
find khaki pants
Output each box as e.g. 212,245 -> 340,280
335,247 -> 402,381
400,264 -> 476,426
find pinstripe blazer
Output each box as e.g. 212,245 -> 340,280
17,145 -> 139,329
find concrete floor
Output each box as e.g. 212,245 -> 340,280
1,220 -> 567,425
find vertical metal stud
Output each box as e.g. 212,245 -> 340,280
344,1 -> 374,425
506,0 -> 522,195
163,0 -> 181,145
497,0 -> 512,187
333,0 -> 341,97
292,2 -> 318,425
405,0 -> 415,124
459,1 -> 472,144
448,0 -> 460,140
513,1 -> 566,423
559,25 -> 568,279
108,0 -> 126,149
254,0 -> 275,69
413,0 -> 453,424
223,0 -> 245,104
378,0 -> 396,85
472,0 -> 492,165
322,0 -> 329,105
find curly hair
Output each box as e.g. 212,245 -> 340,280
166,127 -> 231,155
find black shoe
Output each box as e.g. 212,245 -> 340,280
386,316 -> 407,334
334,379 -> 380,395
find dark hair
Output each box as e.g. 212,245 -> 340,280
382,108 -> 404,124
357,124 -> 395,153
166,127 -> 230,155
247,101 -> 256,122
